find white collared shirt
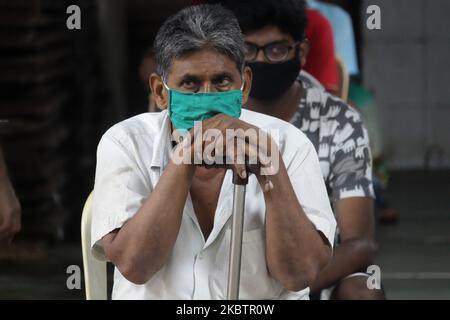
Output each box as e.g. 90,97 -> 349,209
91,109 -> 336,300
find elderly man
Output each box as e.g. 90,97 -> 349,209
91,4 -> 335,300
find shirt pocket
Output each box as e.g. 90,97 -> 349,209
210,227 -> 283,300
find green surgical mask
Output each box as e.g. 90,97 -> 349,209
163,81 -> 244,131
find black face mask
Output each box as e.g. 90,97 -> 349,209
247,57 -> 301,101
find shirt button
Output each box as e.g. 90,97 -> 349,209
198,252 -> 204,259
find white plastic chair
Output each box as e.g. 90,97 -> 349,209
81,192 -> 108,300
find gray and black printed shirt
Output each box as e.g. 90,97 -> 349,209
290,78 -> 375,203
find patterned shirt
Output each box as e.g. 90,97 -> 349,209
290,79 -> 375,203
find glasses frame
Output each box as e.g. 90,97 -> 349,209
244,41 -> 300,63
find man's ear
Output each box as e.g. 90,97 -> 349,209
242,66 -> 253,106
299,39 -> 310,68
149,73 -> 168,111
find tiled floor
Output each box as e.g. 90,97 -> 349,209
0,170 -> 449,299
376,171 -> 450,299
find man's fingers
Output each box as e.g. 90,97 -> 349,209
202,138 -> 214,165
232,141 -> 247,179
233,163 -> 247,180
233,136 -> 273,170
196,116 -> 276,174
260,174 -> 274,193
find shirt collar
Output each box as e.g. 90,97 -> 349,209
150,110 -> 173,170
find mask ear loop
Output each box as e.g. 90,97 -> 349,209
162,81 -> 170,91
240,79 -> 245,91
162,81 -> 171,110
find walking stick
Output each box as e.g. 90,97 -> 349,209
226,168 -> 249,300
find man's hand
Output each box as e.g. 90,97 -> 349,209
0,174 -> 21,245
175,113 -> 278,191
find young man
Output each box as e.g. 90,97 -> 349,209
214,0 -> 385,299
91,4 -> 336,299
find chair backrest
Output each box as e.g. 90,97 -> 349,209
336,56 -> 350,102
81,192 -> 108,300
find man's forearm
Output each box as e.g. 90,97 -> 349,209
103,160 -> 195,284
263,155 -> 331,291
310,239 -> 375,293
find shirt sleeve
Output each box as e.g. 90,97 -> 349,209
90,132 -> 150,261
328,104 -> 375,202
283,128 -> 337,248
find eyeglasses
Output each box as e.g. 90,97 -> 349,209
244,41 -> 299,63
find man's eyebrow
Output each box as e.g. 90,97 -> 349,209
178,72 -> 236,83
179,74 -> 202,82
211,72 -> 235,80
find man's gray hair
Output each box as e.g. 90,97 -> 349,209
153,4 -> 245,81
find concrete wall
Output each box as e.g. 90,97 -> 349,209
362,0 -> 450,169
